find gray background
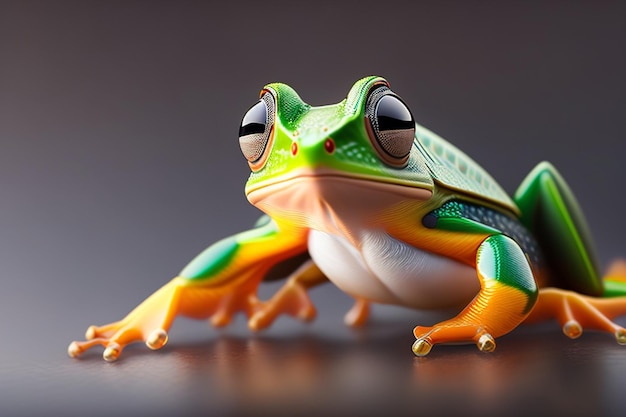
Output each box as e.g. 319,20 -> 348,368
1,1 -> 626,416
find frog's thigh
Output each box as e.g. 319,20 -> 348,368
514,161 -> 601,295
413,234 -> 538,355
473,234 -> 539,331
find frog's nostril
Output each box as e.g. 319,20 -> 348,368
291,142 -> 298,156
324,138 -> 335,154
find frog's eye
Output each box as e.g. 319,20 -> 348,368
366,87 -> 415,167
239,93 -> 275,165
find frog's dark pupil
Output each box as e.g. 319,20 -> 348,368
376,95 -> 413,131
239,123 -> 265,137
239,100 -> 267,136
377,116 -> 414,131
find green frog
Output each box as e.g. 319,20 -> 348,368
68,76 -> 626,361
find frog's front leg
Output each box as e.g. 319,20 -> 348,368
68,220 -> 308,361
412,234 -> 538,356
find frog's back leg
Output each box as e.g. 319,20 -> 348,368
515,162 -> 626,344
514,161 -> 602,296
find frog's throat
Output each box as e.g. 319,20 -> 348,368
245,168 -> 432,233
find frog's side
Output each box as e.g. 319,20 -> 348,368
69,76 -> 626,361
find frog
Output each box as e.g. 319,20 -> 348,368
68,76 -> 626,361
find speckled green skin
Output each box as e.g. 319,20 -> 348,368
245,77 -> 434,194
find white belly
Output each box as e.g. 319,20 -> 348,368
308,230 -> 480,309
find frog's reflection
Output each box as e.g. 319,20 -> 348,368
161,320 -> 606,416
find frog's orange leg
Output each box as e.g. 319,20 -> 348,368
412,234 -> 538,356
249,260 -> 371,330
68,220 -> 308,361
68,275 -> 269,361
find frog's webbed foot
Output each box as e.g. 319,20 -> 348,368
68,324 -> 170,362
248,276 -> 317,330
68,278 -> 185,361
208,280 -> 263,328
68,276 -> 262,361
250,285 -> 371,330
526,288 -> 626,344
249,260 -> 324,330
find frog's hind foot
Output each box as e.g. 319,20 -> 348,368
526,288 -> 626,345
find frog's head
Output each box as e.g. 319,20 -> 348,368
238,76 -> 433,227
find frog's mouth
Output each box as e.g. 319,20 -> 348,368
246,168 -> 432,201
245,168 -> 432,229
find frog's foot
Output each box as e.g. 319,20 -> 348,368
208,279 -> 263,328
526,288 -> 626,344
248,278 -> 317,331
248,259 -> 327,331
68,278 -> 184,362
344,298 -> 370,327
412,322 -> 497,356
68,276 -> 262,361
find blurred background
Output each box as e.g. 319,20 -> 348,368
1,1 -> 625,416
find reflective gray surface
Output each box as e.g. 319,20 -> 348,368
4,291 -> 626,417
1,1 -> 626,416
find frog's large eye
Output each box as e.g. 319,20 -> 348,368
239,93 -> 275,165
365,87 -> 415,166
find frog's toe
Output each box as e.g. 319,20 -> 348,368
68,321 -> 159,361
211,310 -> 235,328
85,325 -> 97,340
562,320 -> 583,339
103,342 -> 123,362
476,332 -> 496,353
412,338 -> 433,356
248,301 -> 316,331
67,341 -> 84,358
343,298 -> 370,327
248,280 -> 317,331
412,324 -> 494,356
83,321 -> 126,340
67,337 -> 115,359
146,329 -> 168,350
